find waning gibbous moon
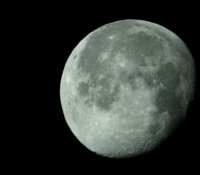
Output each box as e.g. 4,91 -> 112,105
60,19 -> 196,158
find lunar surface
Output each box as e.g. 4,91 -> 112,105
60,19 -> 196,158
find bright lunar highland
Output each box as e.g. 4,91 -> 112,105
60,19 -> 196,158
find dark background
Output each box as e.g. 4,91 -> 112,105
20,3 -> 199,173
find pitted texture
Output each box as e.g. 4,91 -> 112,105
60,19 -> 196,158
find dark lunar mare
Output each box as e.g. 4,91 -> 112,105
77,81 -> 90,97
152,62 -> 184,136
119,61 -> 184,136
157,62 -> 180,89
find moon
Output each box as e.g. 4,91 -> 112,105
60,19 -> 196,158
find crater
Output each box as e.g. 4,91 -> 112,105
73,54 -> 77,59
154,89 -> 182,117
148,121 -> 161,135
157,62 -> 180,90
142,73 -> 155,87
